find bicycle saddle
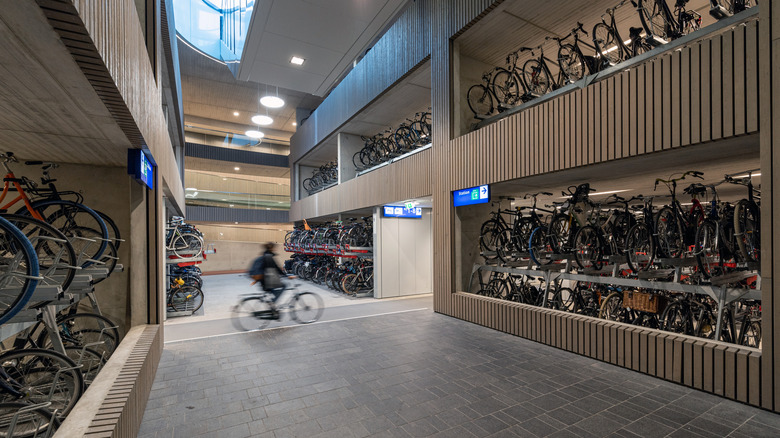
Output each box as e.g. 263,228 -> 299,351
683,183 -> 707,196
629,27 -> 644,37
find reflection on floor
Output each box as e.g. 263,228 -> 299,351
164,273 -> 432,342
143,303 -> 780,438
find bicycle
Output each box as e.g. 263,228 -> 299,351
165,217 -> 204,259
635,0 -> 702,43
553,22 -> 607,83
725,170 -> 760,264
0,215 -> 40,326
166,277 -> 204,313
231,277 -> 324,331
521,43 -> 569,96
341,259 -> 374,295
653,170 -> 706,260
593,0 -> 653,66
467,69 -> 510,117
572,194 -> 638,270
709,0 -> 757,19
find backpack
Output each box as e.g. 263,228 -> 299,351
263,254 -> 283,290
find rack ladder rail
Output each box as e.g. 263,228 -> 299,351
468,255 -> 760,342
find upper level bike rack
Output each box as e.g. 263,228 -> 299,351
285,243 -> 373,259
468,253 -> 760,344
356,143 -> 431,177
473,7 -> 759,131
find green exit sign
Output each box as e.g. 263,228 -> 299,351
405,202 -> 414,209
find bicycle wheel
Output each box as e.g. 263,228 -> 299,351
637,0 -> 670,40
95,211 -> 121,250
341,274 -> 360,295
740,320 -> 761,348
0,401 -> 61,437
466,84 -> 494,117
0,216 -> 39,326
610,211 -> 635,255
23,200 -> 108,268
655,207 -> 685,258
478,220 -> 503,259
550,286 -> 574,311
37,313 -> 121,361
512,218 -> 535,254
522,59 -> 550,95
63,346 -> 105,386
573,225 -> 602,270
547,213 -> 571,254
171,232 -> 203,259
529,227 -> 552,266
490,68 -> 521,107
593,23 -> 623,65
625,223 -> 654,273
661,301 -> 693,334
3,214 -> 77,294
0,348 -> 84,419
694,220 -> 722,279
599,291 -> 630,322
232,296 -> 272,331
733,199 -> 760,263
168,285 -> 204,312
291,292 -> 324,324
558,44 -> 586,82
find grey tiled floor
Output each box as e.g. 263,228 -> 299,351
140,307 -> 780,438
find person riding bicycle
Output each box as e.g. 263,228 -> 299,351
248,242 -> 287,319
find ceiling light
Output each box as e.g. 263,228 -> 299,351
290,56 -> 305,65
222,178 -> 227,180
235,222 -> 239,224
233,111 -> 239,116
251,115 -> 273,125
221,199 -> 227,201
292,122 -> 297,126
260,96 -> 284,108
185,187 -> 197,191
558,189 -> 630,198
245,130 -> 265,139
229,204 -> 235,207
733,172 -> 760,178
234,167 -> 240,171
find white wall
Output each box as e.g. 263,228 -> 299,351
375,208 -> 433,298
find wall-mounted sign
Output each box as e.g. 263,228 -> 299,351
383,205 -> 422,218
453,184 -> 490,207
127,148 -> 156,190
404,202 -> 414,209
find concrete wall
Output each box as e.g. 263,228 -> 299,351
199,241 -> 292,273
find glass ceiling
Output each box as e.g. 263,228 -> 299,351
173,0 -> 254,63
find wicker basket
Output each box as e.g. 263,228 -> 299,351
622,290 -> 667,314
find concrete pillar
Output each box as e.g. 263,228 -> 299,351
338,132 -> 364,183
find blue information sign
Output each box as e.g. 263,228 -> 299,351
127,149 -> 155,190
383,205 -> 422,218
453,184 -> 490,207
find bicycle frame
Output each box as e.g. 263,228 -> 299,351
0,165 -> 44,221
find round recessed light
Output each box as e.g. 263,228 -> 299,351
245,130 -> 265,139
260,95 -> 284,108
292,122 -> 297,126
251,115 -> 273,125
233,111 -> 239,116
222,177 -> 227,180
234,167 -> 240,171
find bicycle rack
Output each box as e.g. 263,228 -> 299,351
6,402 -> 58,438
468,252 -> 761,343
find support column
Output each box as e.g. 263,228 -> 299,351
759,0 -> 778,411
338,133 -> 363,183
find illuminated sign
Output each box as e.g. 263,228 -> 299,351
453,184 -> 490,207
383,205 -> 422,218
127,149 -> 155,190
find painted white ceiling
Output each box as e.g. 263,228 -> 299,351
238,0 -> 409,96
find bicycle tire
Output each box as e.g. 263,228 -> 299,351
660,301 -> 692,334
232,296 -> 272,331
547,213 -> 572,254
637,0 -> 671,40
740,320 -> 761,348
599,291 -> 629,322
0,401 -> 61,437
592,22 -> 623,65
625,223 -> 654,273
168,285 -> 204,312
0,348 -> 84,419
291,292 -> 324,324
95,210 -> 121,250
550,286 -> 574,311
478,220 -> 504,260
37,312 -> 121,361
528,226 -> 552,266
63,345 -> 105,386
655,207 -> 685,258
558,44 -> 586,82
490,68 -> 521,107
466,84 -> 493,117
171,232 -> 203,259
522,59 -> 550,95
0,216 -> 40,326
694,220 -> 722,279
341,274 -> 360,295
573,225 -> 602,270
733,199 -> 760,263
22,200 -> 108,269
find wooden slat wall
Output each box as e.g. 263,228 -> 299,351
451,292 -> 762,407
290,149 -> 433,220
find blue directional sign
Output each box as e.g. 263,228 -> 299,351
453,184 -> 490,207
127,148 -> 155,190
383,205 -> 423,218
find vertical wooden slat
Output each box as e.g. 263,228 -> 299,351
691,42 -> 701,144
736,350 -> 749,403
711,35 -> 723,140
722,29 -> 734,138
683,338 -> 695,386
714,345 -> 727,396
647,330 -> 656,376
654,58 -> 663,151
733,23 -> 746,136
631,328 -> 641,371
617,325 -> 625,367
694,341 -> 705,389
701,38 -> 712,142
587,86 -> 594,164
725,347 -> 737,400
745,20 -> 758,133
749,351 -> 761,406
671,50 -> 681,148
681,46 -> 691,146
656,334 -> 666,379
613,74 -> 620,160
703,345 -> 714,392
601,80 -> 609,163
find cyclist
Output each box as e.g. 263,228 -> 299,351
248,242 -> 287,318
